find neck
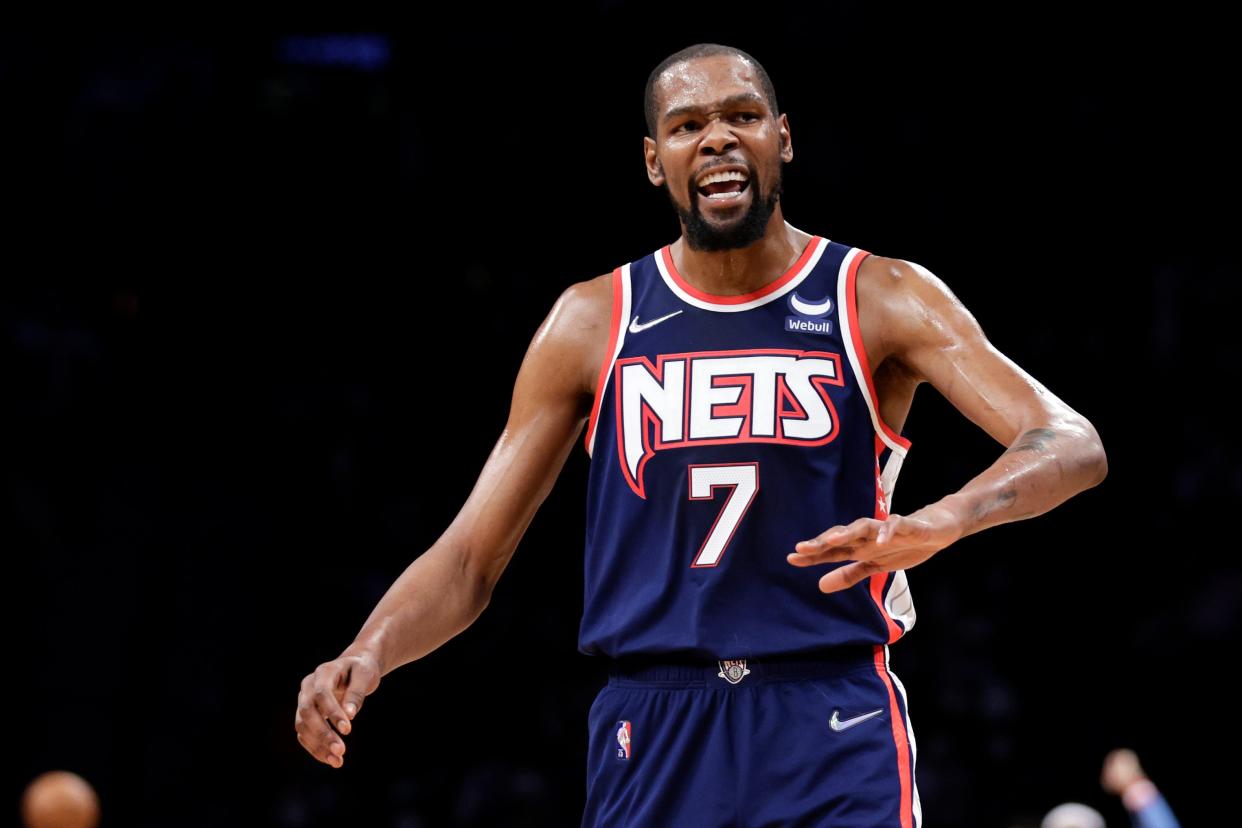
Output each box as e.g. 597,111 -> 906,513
670,216 -> 814,296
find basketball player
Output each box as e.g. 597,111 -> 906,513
295,43 -> 1108,826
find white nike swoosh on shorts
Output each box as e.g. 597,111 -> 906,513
829,708 -> 884,732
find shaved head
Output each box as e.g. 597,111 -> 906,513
645,43 -> 780,139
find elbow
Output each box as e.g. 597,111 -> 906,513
1078,419 -> 1108,488
462,556 -> 497,620
1088,442 -> 1108,487
461,544 -> 506,619
475,571 -> 495,616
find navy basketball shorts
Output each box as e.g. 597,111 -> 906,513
582,644 -> 921,828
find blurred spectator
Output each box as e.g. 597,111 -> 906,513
1101,749 -> 1180,828
1041,801 -> 1105,828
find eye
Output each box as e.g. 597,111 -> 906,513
735,112 -> 760,122
675,121 -> 699,133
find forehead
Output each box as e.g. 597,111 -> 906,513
655,54 -> 766,117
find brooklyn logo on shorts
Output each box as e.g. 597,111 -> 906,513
717,659 -> 751,684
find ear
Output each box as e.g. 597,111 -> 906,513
644,137 -> 665,186
778,113 -> 793,163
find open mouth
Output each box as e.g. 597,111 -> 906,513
696,176 -> 751,207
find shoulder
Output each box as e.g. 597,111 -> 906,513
526,270 -> 616,399
557,270 -> 615,317
545,270 -> 616,344
855,253 -> 983,377
856,253 -> 963,308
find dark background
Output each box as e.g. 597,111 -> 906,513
6,6 -> 1238,827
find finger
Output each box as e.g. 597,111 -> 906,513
299,672 -> 349,767
794,526 -> 850,550
818,560 -> 884,593
787,543 -> 862,566
796,518 -> 880,551
295,708 -> 344,768
792,544 -> 906,571
300,697 -> 346,764
797,516 -> 910,563
790,517 -> 919,566
297,727 -> 344,768
311,684 -> 353,752
340,661 -> 378,721
316,665 -> 356,732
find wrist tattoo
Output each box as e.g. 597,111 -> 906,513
1006,427 -> 1057,454
969,484 -> 1018,522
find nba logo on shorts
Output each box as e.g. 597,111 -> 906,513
615,720 -> 632,760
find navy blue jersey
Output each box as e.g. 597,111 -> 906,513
579,229 -> 917,659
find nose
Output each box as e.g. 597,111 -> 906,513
698,115 -> 738,155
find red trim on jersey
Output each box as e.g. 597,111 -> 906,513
705,373 -> 753,423
870,574 -> 905,643
873,645 -> 915,828
584,267 -> 623,456
868,442 -> 904,643
845,251 -> 912,451
874,437 -> 890,519
661,236 -> 822,305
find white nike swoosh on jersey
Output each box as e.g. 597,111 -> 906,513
629,310 -> 683,334
829,708 -> 884,732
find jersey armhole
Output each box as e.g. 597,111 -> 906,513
840,248 -> 913,456
583,265 -> 630,457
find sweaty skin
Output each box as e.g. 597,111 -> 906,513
295,53 -> 1107,769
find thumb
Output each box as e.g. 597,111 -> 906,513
342,662 -> 378,719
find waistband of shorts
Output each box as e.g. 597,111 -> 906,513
606,644 -> 882,687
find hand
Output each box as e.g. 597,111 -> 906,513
1101,748 -> 1146,795
787,505 -> 963,593
295,652 -> 381,769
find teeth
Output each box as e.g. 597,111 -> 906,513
706,190 -> 745,200
698,170 -> 748,186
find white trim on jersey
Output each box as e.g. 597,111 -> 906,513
653,226 -> 828,313
838,246 -> 917,634
879,451 -> 907,511
836,246 -> 910,486
586,263 -> 632,458
884,569 -> 918,633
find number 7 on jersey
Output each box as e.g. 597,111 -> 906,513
687,462 -> 759,567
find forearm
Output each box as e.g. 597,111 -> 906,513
340,539 -> 493,677
930,417 -> 1107,539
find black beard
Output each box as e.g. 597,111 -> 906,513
668,162 -> 784,252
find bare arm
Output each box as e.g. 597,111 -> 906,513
789,256 -> 1107,592
295,272 -> 613,766
877,256 -> 1107,533
342,276 -> 607,675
